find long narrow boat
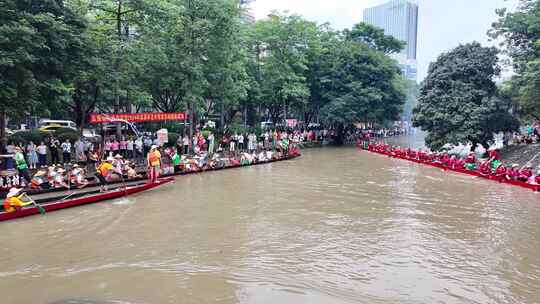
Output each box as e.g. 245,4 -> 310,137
0,154 -> 301,199
362,148 -> 540,192
0,177 -> 175,222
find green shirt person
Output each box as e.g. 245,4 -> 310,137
13,147 -> 31,185
172,151 -> 181,167
14,148 -> 28,170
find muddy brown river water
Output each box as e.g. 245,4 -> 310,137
1,147 -> 540,304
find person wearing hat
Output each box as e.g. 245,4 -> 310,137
518,165 -> 533,182
95,157 -> 114,192
13,146 -> 31,185
146,145 -> 161,183
3,188 -> 32,213
534,169 -> 540,185
464,152 -> 477,170
30,169 -> 49,190
505,164 -> 520,181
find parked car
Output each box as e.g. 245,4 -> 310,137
82,128 -> 99,139
39,124 -> 65,133
39,119 -> 77,130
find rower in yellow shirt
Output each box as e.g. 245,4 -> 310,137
95,157 -> 114,192
147,145 -> 161,183
3,188 -> 33,213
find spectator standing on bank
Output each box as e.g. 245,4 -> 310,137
127,138 -> 134,159
119,137 -> 127,158
208,132 -> 215,154
143,136 -> 152,156
49,137 -> 60,165
111,139 -> 119,156
26,141 -> 38,169
104,139 -> 112,157
37,141 -> 47,167
135,137 -> 143,159
238,133 -> 244,151
61,139 -> 72,164
182,135 -> 189,155
5,142 -> 15,169
84,139 -> 93,161
74,138 -> 86,163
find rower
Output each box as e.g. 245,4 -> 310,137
506,164 -> 520,181
488,148 -> 501,161
3,188 -> 33,213
464,152 -> 476,170
535,170 -> 540,185
147,145 -> 161,183
494,164 -> 507,179
479,160 -> 492,176
95,157 -> 114,192
519,165 -> 533,182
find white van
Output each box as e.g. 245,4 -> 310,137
39,119 -> 77,129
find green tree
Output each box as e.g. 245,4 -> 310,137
412,42 -> 518,150
344,22 -> 405,54
0,0 -> 88,147
490,0 -> 540,120
320,40 -> 405,144
247,13 -> 313,123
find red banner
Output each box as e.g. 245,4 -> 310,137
89,112 -> 186,124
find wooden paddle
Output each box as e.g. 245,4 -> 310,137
20,193 -> 45,215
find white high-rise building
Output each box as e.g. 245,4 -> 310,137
363,0 -> 419,81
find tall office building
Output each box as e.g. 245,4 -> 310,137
363,0 -> 418,81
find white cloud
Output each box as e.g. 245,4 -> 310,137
249,0 -> 520,81
250,0 -> 385,30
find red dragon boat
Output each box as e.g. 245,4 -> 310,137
0,177 -> 175,222
362,148 -> 540,192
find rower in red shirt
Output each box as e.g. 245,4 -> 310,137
494,164 -> 507,180
455,157 -> 465,169
441,153 -> 451,166
534,170 -> 540,185
518,165 -> 533,182
488,149 -> 501,161
464,152 -> 476,170
479,160 -> 492,176
506,164 -> 520,181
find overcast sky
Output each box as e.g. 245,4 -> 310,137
250,0 -> 520,81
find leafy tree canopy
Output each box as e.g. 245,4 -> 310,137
413,42 -> 518,150
344,22 -> 405,55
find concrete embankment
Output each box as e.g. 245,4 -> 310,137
501,144 -> 540,168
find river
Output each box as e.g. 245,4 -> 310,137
1,147 -> 540,304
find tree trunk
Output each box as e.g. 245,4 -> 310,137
188,101 -> 193,154
220,99 -> 225,132
0,108 -> 6,152
115,0 -> 123,139
334,124 -> 345,146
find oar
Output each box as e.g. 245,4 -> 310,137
21,193 -> 45,215
521,151 -> 540,170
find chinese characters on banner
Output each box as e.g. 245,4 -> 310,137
89,112 -> 186,124
0,175 -> 22,190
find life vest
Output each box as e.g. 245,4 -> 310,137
97,163 -> 113,177
3,195 -> 32,213
148,151 -> 161,167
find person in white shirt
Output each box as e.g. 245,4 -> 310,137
61,139 -> 71,164
37,142 -> 48,167
135,137 -> 143,159
127,138 -> 134,159
229,134 -> 236,156
182,135 -> 189,154
238,134 -> 244,151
